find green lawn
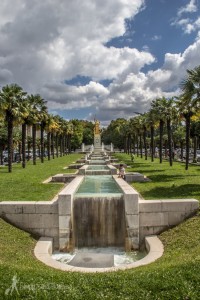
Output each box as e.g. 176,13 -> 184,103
115,153 -> 200,201
0,153 -> 200,299
0,154 -> 82,201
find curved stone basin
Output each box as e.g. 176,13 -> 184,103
34,236 -> 164,273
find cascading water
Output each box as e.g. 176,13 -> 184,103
73,196 -> 125,248
52,152 -> 146,268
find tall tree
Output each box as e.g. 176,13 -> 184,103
0,84 -> 27,172
27,94 -> 47,165
179,66 -> 200,169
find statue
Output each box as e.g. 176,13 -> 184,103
94,120 -> 100,135
93,119 -> 101,149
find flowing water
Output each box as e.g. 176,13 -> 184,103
52,247 -> 146,266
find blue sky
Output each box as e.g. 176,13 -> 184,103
0,0 -> 200,125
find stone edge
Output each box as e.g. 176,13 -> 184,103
34,235 -> 164,273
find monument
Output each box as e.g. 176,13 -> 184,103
94,119 -> 101,150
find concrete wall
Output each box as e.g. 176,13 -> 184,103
139,199 -> 199,245
0,199 -> 60,248
113,176 -> 139,250
0,179 -> 199,251
58,176 -> 84,251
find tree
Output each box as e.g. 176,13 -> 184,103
26,94 -> 47,165
71,120 -> 82,151
0,121 -> 7,165
152,97 -> 177,166
145,111 -> 156,162
0,84 -> 27,172
179,66 -> 200,169
151,98 -> 166,163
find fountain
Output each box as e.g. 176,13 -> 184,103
1,118 -> 198,272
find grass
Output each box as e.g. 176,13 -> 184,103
0,154 -> 82,201
0,153 -> 200,299
115,153 -> 200,201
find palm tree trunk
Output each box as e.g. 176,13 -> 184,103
68,134 -> 71,154
185,114 -> 191,170
32,124 -> 37,165
140,134 -> 142,158
167,118 -> 173,166
150,125 -> 154,162
133,134 -> 136,155
40,123 -> 45,163
56,133 -> 59,157
159,120 -> 164,163
47,132 -> 51,161
51,132 -> 55,159
65,134 -> 68,155
136,132 -> 139,157
7,111 -> 13,172
60,135 -> 63,157
143,126 -> 147,160
62,134 -> 65,155
22,123 -> 26,168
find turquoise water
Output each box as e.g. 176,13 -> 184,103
76,175 -> 122,195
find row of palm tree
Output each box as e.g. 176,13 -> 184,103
0,84 -> 74,172
139,68 -> 198,169
102,65 -> 200,170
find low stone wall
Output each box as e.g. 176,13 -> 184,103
0,199 -> 60,248
51,174 -> 77,183
125,172 -> 145,182
113,176 -> 139,250
139,199 -> 199,244
78,164 -> 117,175
0,178 -> 199,251
58,175 -> 84,251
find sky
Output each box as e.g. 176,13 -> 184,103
0,0 -> 200,126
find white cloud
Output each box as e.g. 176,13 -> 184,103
0,0 -> 148,91
42,81 -> 109,110
0,0 -> 200,125
172,0 -> 199,34
177,0 -> 197,17
93,36 -> 200,122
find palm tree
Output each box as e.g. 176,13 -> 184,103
21,98 -> 33,168
0,84 -> 27,172
66,122 -> 74,154
179,66 -> 200,169
151,97 -> 166,163
145,111 -> 156,162
173,125 -> 185,160
132,116 -> 143,158
26,94 -> 47,165
49,115 -> 60,159
0,120 -> 7,165
38,102 -> 48,163
140,113 -> 149,160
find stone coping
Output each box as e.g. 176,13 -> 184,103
34,236 -> 164,273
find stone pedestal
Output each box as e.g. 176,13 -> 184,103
94,134 -> 101,149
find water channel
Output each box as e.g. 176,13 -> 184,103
52,152 -> 146,268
